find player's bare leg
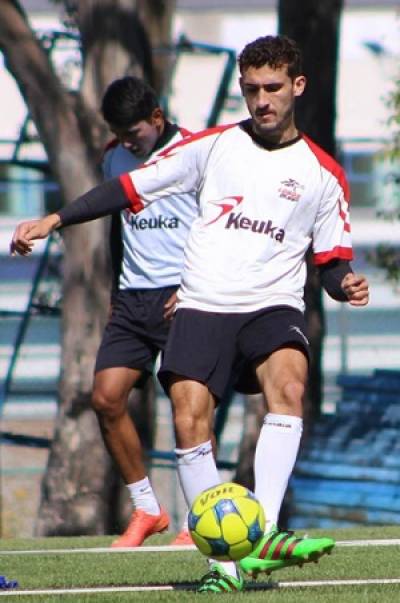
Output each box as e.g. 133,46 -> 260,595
92,367 -> 169,546
92,367 -> 147,483
170,376 -> 215,448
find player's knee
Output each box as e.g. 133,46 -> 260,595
280,379 -> 305,409
174,410 -> 209,447
169,379 -> 213,446
91,388 -> 124,419
174,411 -> 197,441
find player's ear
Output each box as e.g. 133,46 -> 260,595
239,77 -> 245,96
293,75 -> 306,97
151,107 -> 164,126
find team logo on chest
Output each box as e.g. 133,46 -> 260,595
225,212 -> 285,241
205,196 -> 244,226
278,178 -> 304,202
205,195 -> 285,242
125,211 -> 179,230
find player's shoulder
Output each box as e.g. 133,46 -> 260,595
159,122 -> 239,157
185,122 -> 238,143
103,137 -> 119,158
102,140 -> 142,178
301,134 -> 349,199
300,133 -> 345,178
102,138 -> 127,169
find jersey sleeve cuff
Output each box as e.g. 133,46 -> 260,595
314,246 -> 353,265
119,173 -> 144,213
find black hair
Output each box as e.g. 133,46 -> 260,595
101,76 -> 159,127
238,35 -> 303,80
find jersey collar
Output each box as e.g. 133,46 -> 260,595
152,121 -> 179,154
239,119 -> 301,150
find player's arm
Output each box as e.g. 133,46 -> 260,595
10,178 -> 129,256
163,290 -> 179,320
119,132 -> 210,213
11,132 -> 208,256
319,259 -> 369,306
311,165 -> 370,307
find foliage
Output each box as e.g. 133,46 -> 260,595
368,71 -> 400,285
386,75 -> 400,163
367,244 -> 400,288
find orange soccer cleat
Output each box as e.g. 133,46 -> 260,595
111,507 -> 170,548
170,529 -> 194,546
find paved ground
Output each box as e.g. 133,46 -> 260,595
0,395 -> 242,539
0,417 -> 53,538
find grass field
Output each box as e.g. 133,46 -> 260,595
0,526 -> 400,601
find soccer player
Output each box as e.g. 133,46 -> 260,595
13,76 -> 198,548
11,36 -> 370,592
95,77 -> 197,547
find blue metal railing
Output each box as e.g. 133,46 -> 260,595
0,235 -> 60,423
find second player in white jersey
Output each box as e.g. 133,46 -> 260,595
103,126 -> 197,291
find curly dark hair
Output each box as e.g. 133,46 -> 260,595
238,35 -> 303,80
101,76 -> 159,127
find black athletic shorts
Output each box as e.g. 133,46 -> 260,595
95,286 -> 178,375
158,305 -> 310,399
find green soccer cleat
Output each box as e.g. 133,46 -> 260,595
197,563 -> 244,594
239,526 -> 335,578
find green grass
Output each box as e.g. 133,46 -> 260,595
0,526 -> 399,601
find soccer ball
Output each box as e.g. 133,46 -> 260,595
188,481 -> 265,561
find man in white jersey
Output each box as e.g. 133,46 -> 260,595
11,37 -> 369,592
94,77 -> 197,547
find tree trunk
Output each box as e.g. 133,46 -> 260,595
137,0 -> 177,94
234,1 -> 343,526
38,1 -> 174,536
77,0 -> 153,104
0,0 -> 175,535
279,0 -> 343,429
279,0 -> 343,156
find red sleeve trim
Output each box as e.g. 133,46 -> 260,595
314,246 -> 353,265
302,134 -> 350,202
119,173 -> 144,213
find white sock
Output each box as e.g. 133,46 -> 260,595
254,413 -> 303,532
175,441 -> 238,579
126,476 -> 160,516
175,440 -> 220,507
208,558 -> 240,580
179,514 -> 189,532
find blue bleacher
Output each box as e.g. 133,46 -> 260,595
290,369 -> 400,528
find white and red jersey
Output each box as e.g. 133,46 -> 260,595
103,126 -> 198,290
120,122 -> 353,313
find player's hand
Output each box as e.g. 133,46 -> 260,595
341,273 -> 369,306
163,291 -> 179,320
10,214 -> 61,256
